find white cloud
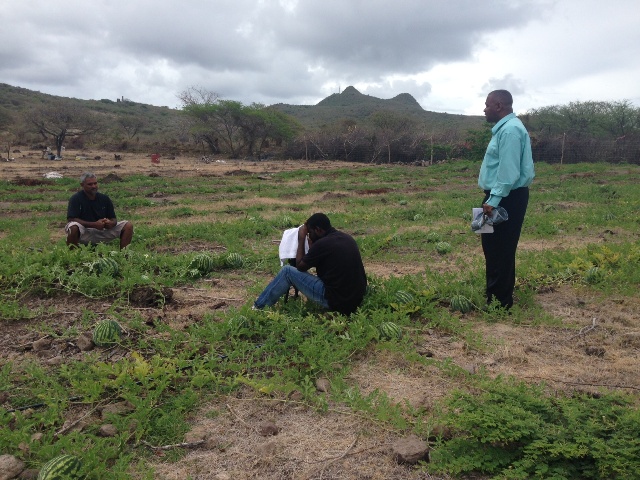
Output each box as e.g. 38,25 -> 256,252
1,0 -> 638,114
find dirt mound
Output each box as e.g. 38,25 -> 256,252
130,286 -> 174,308
358,188 -> 393,195
100,173 -> 124,183
322,192 -> 348,200
225,169 -> 253,176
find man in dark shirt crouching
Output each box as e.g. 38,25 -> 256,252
254,213 -> 367,315
65,172 -> 133,249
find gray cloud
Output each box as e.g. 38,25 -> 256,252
1,0 -> 638,114
482,75 -> 526,97
272,1 -> 538,74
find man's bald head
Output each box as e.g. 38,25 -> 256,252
489,90 -> 513,108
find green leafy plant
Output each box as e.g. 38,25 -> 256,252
429,377 -> 640,479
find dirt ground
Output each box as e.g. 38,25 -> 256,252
0,148 -> 345,181
2,149 -> 639,480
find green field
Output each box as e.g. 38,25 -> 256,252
1,159 -> 639,479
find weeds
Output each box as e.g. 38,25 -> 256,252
0,160 -> 638,478
428,376 -> 640,479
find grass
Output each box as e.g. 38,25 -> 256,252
0,159 -> 639,479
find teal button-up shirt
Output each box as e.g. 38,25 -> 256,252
478,113 -> 535,208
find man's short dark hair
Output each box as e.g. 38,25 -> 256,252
306,213 -> 331,231
490,90 -> 513,107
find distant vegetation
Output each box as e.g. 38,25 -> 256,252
1,82 -> 639,164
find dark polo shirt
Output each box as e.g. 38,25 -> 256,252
67,191 -> 116,222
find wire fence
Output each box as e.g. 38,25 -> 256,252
531,133 -> 640,164
281,131 -> 640,165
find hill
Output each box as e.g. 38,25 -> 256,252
0,83 -> 484,158
272,85 -> 484,131
0,82 -> 184,140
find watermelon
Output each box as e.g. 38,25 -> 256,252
427,232 -> 442,243
379,321 -> 402,340
94,256 -> 119,276
395,290 -> 414,305
93,319 -> 123,346
38,454 -> 82,480
450,294 -> 473,313
188,253 -> 214,273
426,232 -> 441,243
225,252 -> 244,269
435,241 -> 452,254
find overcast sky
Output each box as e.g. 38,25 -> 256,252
2,0 -> 638,115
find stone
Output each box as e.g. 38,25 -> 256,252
98,424 -> 118,437
75,333 -> 95,351
101,401 -> 135,419
392,435 -> 429,465
288,390 -> 303,401
32,337 -> 52,352
45,356 -> 64,366
315,377 -> 330,393
0,454 -> 25,480
462,363 -> 476,374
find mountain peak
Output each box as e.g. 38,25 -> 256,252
341,86 -> 361,96
316,86 -> 422,110
391,93 -> 421,108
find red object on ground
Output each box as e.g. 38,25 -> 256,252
151,154 -> 160,164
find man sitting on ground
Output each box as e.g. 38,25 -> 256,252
65,172 -> 133,249
253,213 -> 367,315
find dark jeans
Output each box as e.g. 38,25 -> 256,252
481,187 -> 529,308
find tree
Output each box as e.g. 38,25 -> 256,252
118,115 -> 147,140
240,104 -> 299,156
180,87 -> 244,157
562,101 -> 608,135
371,110 -> 414,163
29,102 -> 102,156
341,122 -> 367,162
463,124 -> 492,161
601,100 -> 638,137
0,107 -> 16,160
180,87 -> 298,158
523,105 -> 567,134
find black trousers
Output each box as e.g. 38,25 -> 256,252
481,187 -> 529,308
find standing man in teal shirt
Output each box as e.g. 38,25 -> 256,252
478,90 -> 535,309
